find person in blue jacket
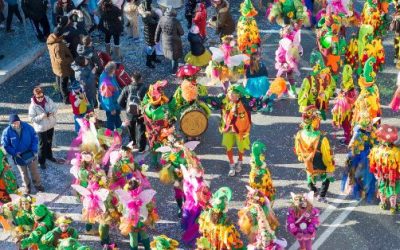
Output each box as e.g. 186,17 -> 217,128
1,114 -> 44,194
98,61 -> 122,130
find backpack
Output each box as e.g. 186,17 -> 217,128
127,85 -> 142,116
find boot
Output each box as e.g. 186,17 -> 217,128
113,46 -> 122,61
151,51 -> 161,63
142,238 -> 151,250
105,43 -> 111,56
146,55 -> 155,68
176,198 -> 183,218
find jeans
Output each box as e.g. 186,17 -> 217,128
6,4 -> 22,31
32,15 -> 50,40
171,60 -> 178,74
128,116 -> 146,151
105,32 -> 120,46
105,110 -> 122,130
15,158 -> 42,190
56,76 -> 70,102
38,128 -> 54,164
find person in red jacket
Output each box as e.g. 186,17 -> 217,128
193,2 -> 207,38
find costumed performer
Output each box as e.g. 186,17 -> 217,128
391,0 -> 400,68
115,178 -> 158,250
361,0 -> 390,36
41,216 -> 79,248
197,187 -> 243,250
370,124 -> 400,214
294,105 -> 335,202
331,65 -> 358,145
286,191 -> 320,250
141,80 -> 173,167
237,0 -> 260,55
267,0 -> 310,28
185,25 -> 212,67
389,72 -> 400,112
249,141 -> 276,202
201,84 -> 278,177
0,148 -> 18,203
56,237 -> 91,250
298,50 -> 336,120
238,186 -> 286,249
245,52 -> 270,99
275,25 -> 303,98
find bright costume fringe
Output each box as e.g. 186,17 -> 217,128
267,0 -> 310,27
237,0 -> 260,55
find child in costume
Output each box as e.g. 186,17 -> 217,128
150,235 -> 179,250
0,148 -> 18,203
115,178 -> 158,250
185,25 -> 212,67
294,105 -> 335,202
238,186 -> 286,250
268,0 -> 309,28
70,151 -> 107,189
237,0 -> 260,55
197,187 -> 243,250
370,124 -> 400,214
41,216 -> 79,248
192,3 -> 207,39
20,204 -> 55,249
286,191 -> 320,250
245,52 -> 271,99
331,65 -> 358,145
141,80 -> 173,167
180,158 -> 211,245
389,72 -> 400,112
69,81 -> 91,133
298,50 -> 336,120
206,35 -> 249,91
352,57 -> 381,128
275,25 -> 303,98
249,141 -> 276,202
57,237 -> 91,250
201,84 -> 276,177
342,114 -> 378,202
361,0 -> 390,36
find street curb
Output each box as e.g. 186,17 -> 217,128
0,45 -> 46,85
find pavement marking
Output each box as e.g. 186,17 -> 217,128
259,29 -> 315,35
287,195 -> 353,250
312,200 -> 360,249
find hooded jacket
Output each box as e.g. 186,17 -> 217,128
138,3 -> 159,46
212,0 -> 235,37
1,122 -> 39,157
47,33 -> 74,77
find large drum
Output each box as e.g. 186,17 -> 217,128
179,105 -> 208,137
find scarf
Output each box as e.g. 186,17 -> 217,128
33,96 -> 47,110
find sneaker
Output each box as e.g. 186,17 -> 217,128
279,92 -> 289,100
317,195 -> 327,203
235,161 -> 242,173
228,164 -> 236,177
40,163 -> 46,169
35,185 -> 45,192
288,88 -> 297,99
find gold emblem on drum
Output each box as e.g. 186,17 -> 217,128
180,109 -> 208,137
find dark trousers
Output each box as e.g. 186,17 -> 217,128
38,128 -> 54,165
56,76 -> 70,102
105,32 -> 120,46
171,60 -> 178,74
6,4 -> 22,31
105,110 -> 122,130
308,179 -> 330,198
128,117 -> 146,151
32,16 -> 50,40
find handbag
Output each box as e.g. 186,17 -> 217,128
15,151 -> 35,166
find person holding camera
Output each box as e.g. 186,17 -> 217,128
21,0 -> 50,42
118,72 -> 147,152
28,87 -> 62,170
1,114 -> 44,194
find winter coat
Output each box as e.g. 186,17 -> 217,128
28,96 -> 57,133
98,72 -> 121,112
1,122 -> 39,157
61,24 -> 82,58
22,0 -> 47,21
124,0 -> 139,22
193,3 -> 207,38
188,32 -> 205,56
53,2 -> 74,24
117,83 -> 148,119
99,4 -> 123,35
138,4 -> 159,46
212,0 -> 234,37
155,10 -> 184,60
185,0 -> 197,18
5,0 -> 17,5
47,33 -> 74,77
71,62 -> 97,107
76,44 -> 103,75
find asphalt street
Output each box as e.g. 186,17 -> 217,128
0,0 -> 400,249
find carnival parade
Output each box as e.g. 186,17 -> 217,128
0,0 -> 399,249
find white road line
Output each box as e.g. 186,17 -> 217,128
313,200 -> 360,249
287,196 -> 350,250
259,29 -> 314,35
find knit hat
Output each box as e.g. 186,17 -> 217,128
69,80 -> 83,91
9,114 -> 20,124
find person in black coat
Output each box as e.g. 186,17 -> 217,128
138,0 -> 161,68
53,0 -> 74,26
184,0 -> 197,29
117,72 -> 148,152
99,0 -> 123,60
22,0 -> 50,42
58,15 -> 81,59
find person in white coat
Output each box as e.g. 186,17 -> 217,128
28,86 -> 63,169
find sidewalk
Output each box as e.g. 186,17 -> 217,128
0,13 -> 46,84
